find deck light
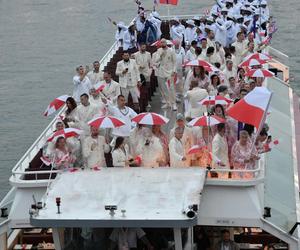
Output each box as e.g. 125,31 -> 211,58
56,197 -> 61,214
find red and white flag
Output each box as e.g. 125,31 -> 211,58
94,82 -> 106,93
40,156 -> 51,166
227,87 -> 272,129
159,0 -> 178,5
44,95 -> 69,116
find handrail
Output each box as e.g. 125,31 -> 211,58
11,40 -> 120,179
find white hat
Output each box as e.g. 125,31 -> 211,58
235,14 -> 243,20
260,0 -> 267,5
216,17 -> 224,25
193,16 -> 201,20
226,0 -> 234,3
173,16 -> 180,22
152,11 -> 160,18
117,21 -> 127,29
226,20 -> 234,29
221,7 -> 229,12
241,5 -> 248,11
246,7 -> 253,12
186,19 -> 195,26
206,16 -> 215,22
227,13 -> 235,20
244,16 -> 252,24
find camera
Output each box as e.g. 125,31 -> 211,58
145,139 -> 150,146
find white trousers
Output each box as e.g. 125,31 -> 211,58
157,76 -> 176,106
121,86 -> 139,103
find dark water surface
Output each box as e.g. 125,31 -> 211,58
0,0 -> 299,199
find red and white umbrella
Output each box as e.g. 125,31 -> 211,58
245,52 -> 272,61
132,112 -> 169,125
47,128 -> 83,142
88,115 -> 125,128
199,95 -> 232,106
245,68 -> 274,78
187,145 -> 204,155
185,59 -> 213,71
94,82 -> 106,93
188,115 -> 225,127
44,95 -> 69,116
239,58 -> 267,68
151,39 -> 174,47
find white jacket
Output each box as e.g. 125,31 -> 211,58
186,87 -> 208,118
154,47 -> 177,78
99,80 -> 121,104
134,51 -> 152,78
212,133 -> 229,169
112,145 -> 131,167
116,59 -> 141,88
82,135 -> 110,168
169,137 -> 188,167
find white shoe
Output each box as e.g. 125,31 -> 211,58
172,104 -> 177,111
161,103 -> 170,109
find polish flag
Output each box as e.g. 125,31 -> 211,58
159,0 -> 178,5
94,82 -> 106,93
227,87 -> 272,129
44,95 -> 69,116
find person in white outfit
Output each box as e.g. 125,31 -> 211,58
212,123 -> 230,178
185,81 -> 208,118
99,71 -> 121,105
103,95 -> 137,139
72,94 -> 100,137
153,39 -> 177,110
169,127 -> 188,167
173,39 -> 185,100
73,66 -> 92,103
111,137 -> 134,167
82,126 -> 110,168
123,23 -> 137,52
184,19 -> 197,46
136,131 -> 164,167
134,43 -> 152,82
86,61 -> 104,85
170,17 -> 185,44
115,52 -> 141,108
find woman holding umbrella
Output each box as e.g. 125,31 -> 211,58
52,137 -> 76,170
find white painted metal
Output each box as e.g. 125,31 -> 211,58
31,168 -> 205,228
174,228 -> 183,250
52,228 -> 62,250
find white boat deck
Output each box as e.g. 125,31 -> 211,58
31,168 -> 206,228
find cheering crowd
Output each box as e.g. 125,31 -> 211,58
42,0 -> 277,179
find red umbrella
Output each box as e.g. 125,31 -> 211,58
199,95 -> 232,106
188,115 -> 225,127
239,58 -> 267,68
245,52 -> 272,61
88,115 -> 125,128
132,112 -> 169,125
245,69 -> 274,78
47,128 -> 83,142
44,95 -> 69,116
187,145 -> 206,155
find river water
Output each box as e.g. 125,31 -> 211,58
0,0 -> 299,199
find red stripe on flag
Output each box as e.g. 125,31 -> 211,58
159,0 -> 178,5
227,99 -> 264,128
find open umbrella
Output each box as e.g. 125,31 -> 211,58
188,115 -> 225,127
88,115 -> 125,129
245,68 -> 274,78
44,95 -> 69,116
151,39 -> 174,47
199,95 -> 232,106
184,59 -> 213,71
187,145 -> 205,155
239,58 -> 267,68
245,52 -> 272,61
132,112 -> 169,125
47,128 -> 83,142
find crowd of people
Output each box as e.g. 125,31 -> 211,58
42,0 -> 276,179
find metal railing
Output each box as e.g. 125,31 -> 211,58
11,40 -> 121,183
